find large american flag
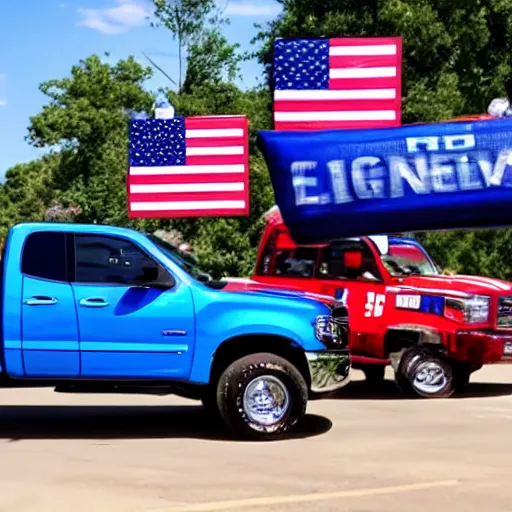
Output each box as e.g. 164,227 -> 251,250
128,115 -> 249,218
273,37 -> 403,131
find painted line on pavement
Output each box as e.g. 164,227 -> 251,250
152,479 -> 459,512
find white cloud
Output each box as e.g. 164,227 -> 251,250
77,0 -> 152,35
224,1 -> 281,16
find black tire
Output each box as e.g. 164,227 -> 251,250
216,352 -> 308,440
393,349 -> 416,397
363,365 -> 386,384
395,347 -> 455,398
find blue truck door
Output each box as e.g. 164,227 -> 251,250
70,233 -> 195,379
21,231 -> 80,377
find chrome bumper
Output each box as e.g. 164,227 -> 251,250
306,351 -> 351,393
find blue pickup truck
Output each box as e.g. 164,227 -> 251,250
1,222 -> 350,439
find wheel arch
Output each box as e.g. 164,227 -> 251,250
384,324 -> 443,356
208,334 -> 311,389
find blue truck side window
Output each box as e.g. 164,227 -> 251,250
22,232 -> 67,282
74,234 -> 174,287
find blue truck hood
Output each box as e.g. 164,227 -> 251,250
221,277 -> 338,306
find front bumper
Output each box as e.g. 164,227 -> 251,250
453,331 -> 512,364
305,350 -> 351,393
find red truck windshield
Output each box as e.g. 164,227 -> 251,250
381,243 -> 439,277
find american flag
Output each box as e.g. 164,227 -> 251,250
128,115 -> 249,218
273,37 -> 403,131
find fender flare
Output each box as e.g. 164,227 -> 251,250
385,324 -> 443,371
386,324 -> 443,345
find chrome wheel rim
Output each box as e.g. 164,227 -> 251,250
412,361 -> 448,394
243,375 -> 290,426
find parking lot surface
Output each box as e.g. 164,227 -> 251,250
1,366 -> 512,512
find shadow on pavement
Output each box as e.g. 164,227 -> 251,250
0,405 -> 332,442
321,379 -> 512,400
455,382 -> 512,399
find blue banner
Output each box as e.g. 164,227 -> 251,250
257,118 -> 512,244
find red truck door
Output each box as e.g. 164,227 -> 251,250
316,240 -> 389,357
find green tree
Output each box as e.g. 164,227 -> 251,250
27,54 -> 154,227
151,0 -> 220,88
0,153 -> 60,239
182,28 -> 244,93
417,228 -> 512,281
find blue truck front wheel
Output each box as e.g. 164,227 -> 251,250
215,352 -> 308,440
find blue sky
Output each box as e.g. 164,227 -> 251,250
0,0 -> 281,177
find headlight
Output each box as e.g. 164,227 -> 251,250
445,295 -> 490,324
314,315 -> 342,345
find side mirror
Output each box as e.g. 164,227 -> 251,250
197,271 -> 212,283
344,251 -> 363,269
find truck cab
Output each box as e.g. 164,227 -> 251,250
0,222 -> 351,440
251,207 -> 512,398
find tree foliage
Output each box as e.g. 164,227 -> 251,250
182,28 -> 244,93
25,54 -> 154,227
151,0 -> 226,88
2,0 -> 512,279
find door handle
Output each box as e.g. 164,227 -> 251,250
79,297 -> 110,308
24,296 -> 58,306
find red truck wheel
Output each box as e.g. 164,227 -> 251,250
395,347 -> 455,399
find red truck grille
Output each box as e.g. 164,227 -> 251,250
497,296 -> 512,328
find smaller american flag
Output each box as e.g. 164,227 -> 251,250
273,37 -> 403,131
128,115 -> 249,218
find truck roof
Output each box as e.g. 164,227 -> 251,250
10,222 -> 142,238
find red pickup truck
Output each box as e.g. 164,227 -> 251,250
246,206 -> 512,398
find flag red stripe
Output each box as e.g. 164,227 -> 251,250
129,208 -> 248,219
185,154 -> 246,166
328,77 -> 399,90
329,55 -> 399,69
129,173 -> 246,185
274,119 -> 400,130
329,37 -> 402,47
129,191 -> 245,203
185,116 -> 247,130
274,99 -> 398,112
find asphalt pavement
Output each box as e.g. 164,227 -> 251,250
1,366 -> 512,512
